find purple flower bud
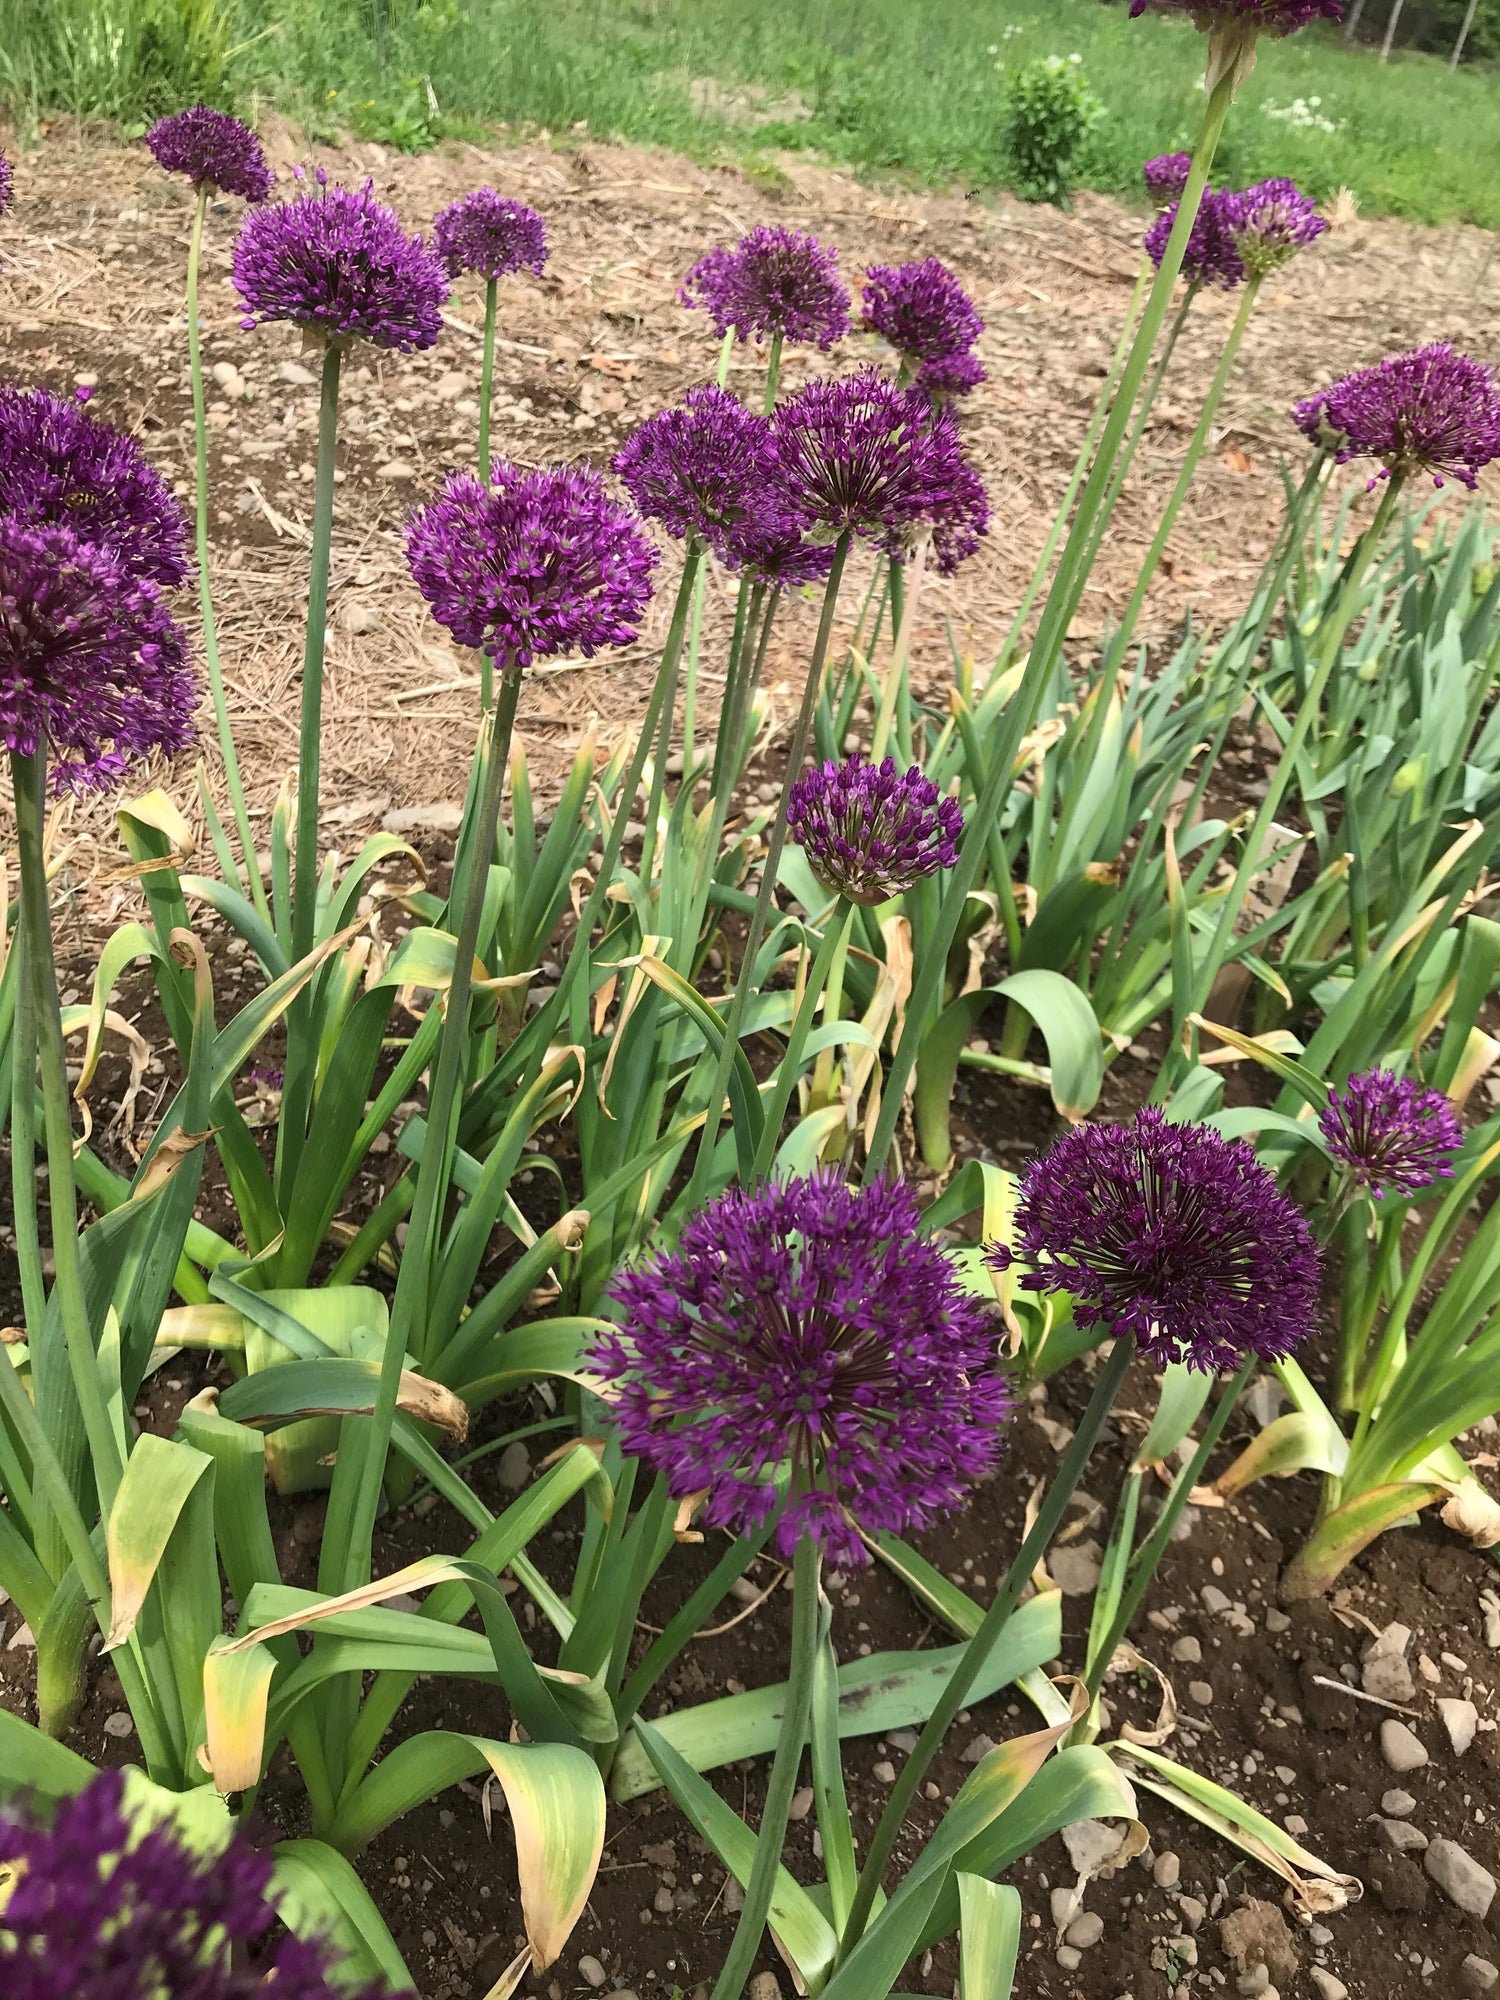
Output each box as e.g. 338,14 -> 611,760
1319,1070 -> 1463,1199
146,105 -> 274,202
1143,152 -> 1193,204
0,151 -> 13,218
679,227 -> 849,350
1223,176 -> 1325,277
772,367 -> 989,570
431,188 -> 547,281
1145,187 -> 1247,290
0,385 -> 189,588
233,179 -> 448,351
406,463 -> 657,668
0,1767 -> 387,1997
1129,0 -> 1343,27
1293,342 -> 1500,489
787,754 -> 963,905
612,385 -> 799,557
986,1106 -> 1320,1373
0,517 -> 197,795
862,258 -> 984,388
590,1170 -> 1012,1571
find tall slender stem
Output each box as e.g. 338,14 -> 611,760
870,535 -> 929,762
8,909 -> 44,1338
344,660 -> 524,1569
762,331 -> 784,415
291,340 -> 343,963
478,276 -> 499,711
863,66 -> 1238,1177
9,754 -> 122,1510
1111,276 -> 1262,662
698,587 -> 779,909
838,1336 -> 1134,1957
690,533 -> 853,1193
711,1532 -> 822,2000
186,185 -> 266,919
750,899 -> 853,1181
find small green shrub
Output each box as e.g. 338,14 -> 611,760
1002,51 -> 1103,206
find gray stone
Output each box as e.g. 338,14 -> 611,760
5,1621 -> 35,1651
748,1977 -> 783,2000
1426,1839 -> 1497,1919
1264,1607 -> 1292,1634
1051,1541 -> 1104,1596
1055,1947 -> 1083,1972
1362,1651 -> 1416,1704
1438,1696 -> 1479,1756
1063,1819 -> 1128,1876
1189,1681 -> 1214,1706
1381,1788 -> 1417,1817
1377,1820 -> 1429,1855
1177,1896 -> 1206,1931
652,1886 -> 674,1913
277,360 -> 317,387
1379,1720 -> 1428,1773
102,1713 -> 133,1738
1171,1636 -> 1202,1665
887,1727 -> 919,1753
787,1786 -> 814,1822
1482,1589 -> 1500,1649
872,1760 -> 896,1785
1066,1912 -> 1105,1949
578,1958 -> 607,1989
960,1733 -> 996,1763
1201,1585 -> 1232,1615
382,802 -> 464,835
1309,1973 -> 1347,2000
1462,1956 -> 1499,1995
1154,1852 -> 1181,1889
1050,1887 -> 1079,1929
496,1441 -> 531,1492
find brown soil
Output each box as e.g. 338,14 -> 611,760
2,116 -> 1500,2000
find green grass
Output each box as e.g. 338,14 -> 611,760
3,0 -> 1500,227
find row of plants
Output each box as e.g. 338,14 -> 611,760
1,0 -> 1498,1991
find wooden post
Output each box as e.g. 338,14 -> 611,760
1343,0 -> 1368,39
1380,0 -> 1407,61
1451,0 -> 1480,66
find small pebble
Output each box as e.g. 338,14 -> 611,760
747,1976 -> 783,2000
1189,1681 -> 1214,1706
102,1713 -> 133,1739
1178,1896 -> 1206,1931
1154,1852 -> 1181,1889
1380,1719 -> 1429,1774
1309,1973 -> 1347,2000
1171,1637 -> 1203,1665
1056,1946 -> 1083,1972
1382,1789 -> 1417,1817
1066,1912 -> 1105,1950
1462,1955 -> 1499,1995
1438,1697 -> 1479,1756
1264,1607 -> 1291,1634
1236,1968 -> 1270,1998
1285,1815 -> 1308,1837
578,1958 -> 607,1989
1201,1585 -> 1231,1615
872,1760 -> 896,1785
787,1787 -> 814,1822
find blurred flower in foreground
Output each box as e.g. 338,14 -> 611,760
788,754 -> 963,905
1129,0 -> 1343,28
1143,151 -> 1192,204
406,463 -> 657,667
987,1106 -> 1320,1373
1319,1069 -> 1463,1200
679,226 -> 849,350
432,188 -> 548,280
592,1170 -> 1011,1570
146,105 -> 274,202
234,178 -> 448,350
1225,176 -> 1326,276
1145,186 -> 1246,289
1293,342 -> 1500,489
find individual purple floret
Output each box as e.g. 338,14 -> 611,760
1129,0 -> 1343,27
862,258 -> 984,373
0,1767 -> 385,1998
773,367 -> 989,570
1143,152 -> 1193,204
432,188 -> 548,281
0,151 -> 13,217
591,1170 -> 1011,1571
146,105 -> 274,202
612,385 -> 797,557
986,1106 -> 1320,1373
1319,1070 -> 1463,1200
406,463 -> 657,668
679,227 -> 849,350
1145,187 -> 1246,289
1292,343 -> 1500,490
1225,176 -> 1326,277
916,348 -> 986,399
0,385 -> 189,589
787,754 -> 963,905
233,178 -> 448,351
0,518 -> 197,795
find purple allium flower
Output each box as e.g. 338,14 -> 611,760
986,1106 -> 1320,1373
1292,343 -> 1500,490
724,519 -> 838,592
591,1170 -> 1011,1570
146,105 -> 274,202
915,349 -> 986,399
862,258 -> 984,372
611,386 -> 798,557
0,518 -> 197,795
1225,176 -> 1325,277
1145,187 -> 1246,289
772,367 -> 989,570
0,385 -> 189,589
679,227 -> 849,350
1143,152 -> 1193,204
1128,0 -> 1343,27
1318,1070 -> 1463,1199
233,179 -> 448,351
432,188 -> 548,281
0,151 -> 13,218
406,464 -> 657,668
0,1767 -> 385,1998
787,754 -> 963,905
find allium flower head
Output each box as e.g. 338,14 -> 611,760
1226,176 -> 1325,277
432,188 -> 548,281
1145,187 -> 1246,289
987,1106 -> 1320,1373
0,518 -> 197,795
0,151 -> 13,217
1292,342 -> 1500,489
0,1767 -> 383,1998
406,464 -> 657,668
1143,152 -> 1193,204
1128,0 -> 1343,26
724,518 -> 837,592
1319,1069 -> 1463,1199
591,1171 -> 1011,1570
146,106 -> 274,202
773,367 -> 989,569
862,258 -> 984,370
679,227 -> 849,350
788,754 -> 963,905
916,349 -> 986,399
233,178 -> 448,351
0,386 -> 189,588
612,386 -> 799,556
